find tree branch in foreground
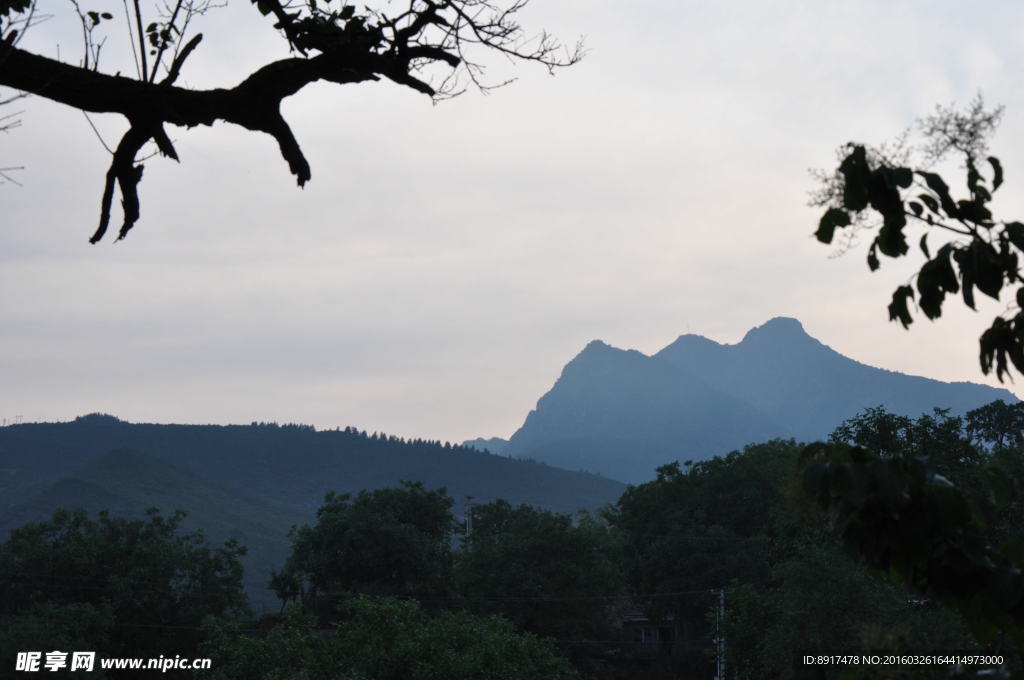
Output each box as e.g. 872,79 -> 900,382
0,0 -> 582,241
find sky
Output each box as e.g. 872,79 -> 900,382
4,1 -> 1024,442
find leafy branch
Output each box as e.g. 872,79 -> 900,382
814,98 -> 1024,381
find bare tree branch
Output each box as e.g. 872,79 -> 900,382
1,0 -> 40,186
0,0 -> 582,240
92,124 -> 150,243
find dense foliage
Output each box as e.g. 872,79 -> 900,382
456,500 -> 625,657
272,481 -> 457,610
803,403 -> 1024,676
0,508 -> 247,675
200,597 -> 577,680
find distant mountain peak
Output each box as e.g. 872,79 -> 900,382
739,316 -> 811,344
664,332 -> 723,351
73,413 -> 124,424
571,339 -> 647,364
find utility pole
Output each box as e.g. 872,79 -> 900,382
464,495 -> 475,538
714,587 -> 726,680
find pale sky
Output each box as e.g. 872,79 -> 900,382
4,1 -> 1024,442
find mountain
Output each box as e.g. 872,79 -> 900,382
505,340 -> 791,483
655,317 -> 1016,440
0,448 -> 306,612
504,318 -> 1018,483
0,415 -> 624,518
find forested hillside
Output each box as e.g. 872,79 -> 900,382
0,414 -> 625,516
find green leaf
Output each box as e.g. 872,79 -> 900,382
876,222 -> 909,258
877,229 -> 906,259
934,244 -> 960,293
962,274 -> 976,310
917,266 -> 942,320
869,168 -> 907,231
888,285 -> 915,328
980,318 -> 1010,378
867,244 -> 880,272
919,194 -> 939,213
957,199 -> 993,225
967,159 -> 982,194
816,208 -> 851,244
969,241 -> 1005,299
1006,222 -> 1024,252
839,145 -> 871,212
887,166 -> 913,188
953,243 -> 1003,304
989,157 -> 1004,191
916,245 -> 958,320
918,171 -> 959,217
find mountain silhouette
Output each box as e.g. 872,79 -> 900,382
502,318 -> 1017,483
0,415 -> 624,519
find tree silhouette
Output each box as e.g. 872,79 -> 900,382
812,97 -> 1024,382
0,507 -> 248,662
0,0 -> 581,241
272,481 -> 456,613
